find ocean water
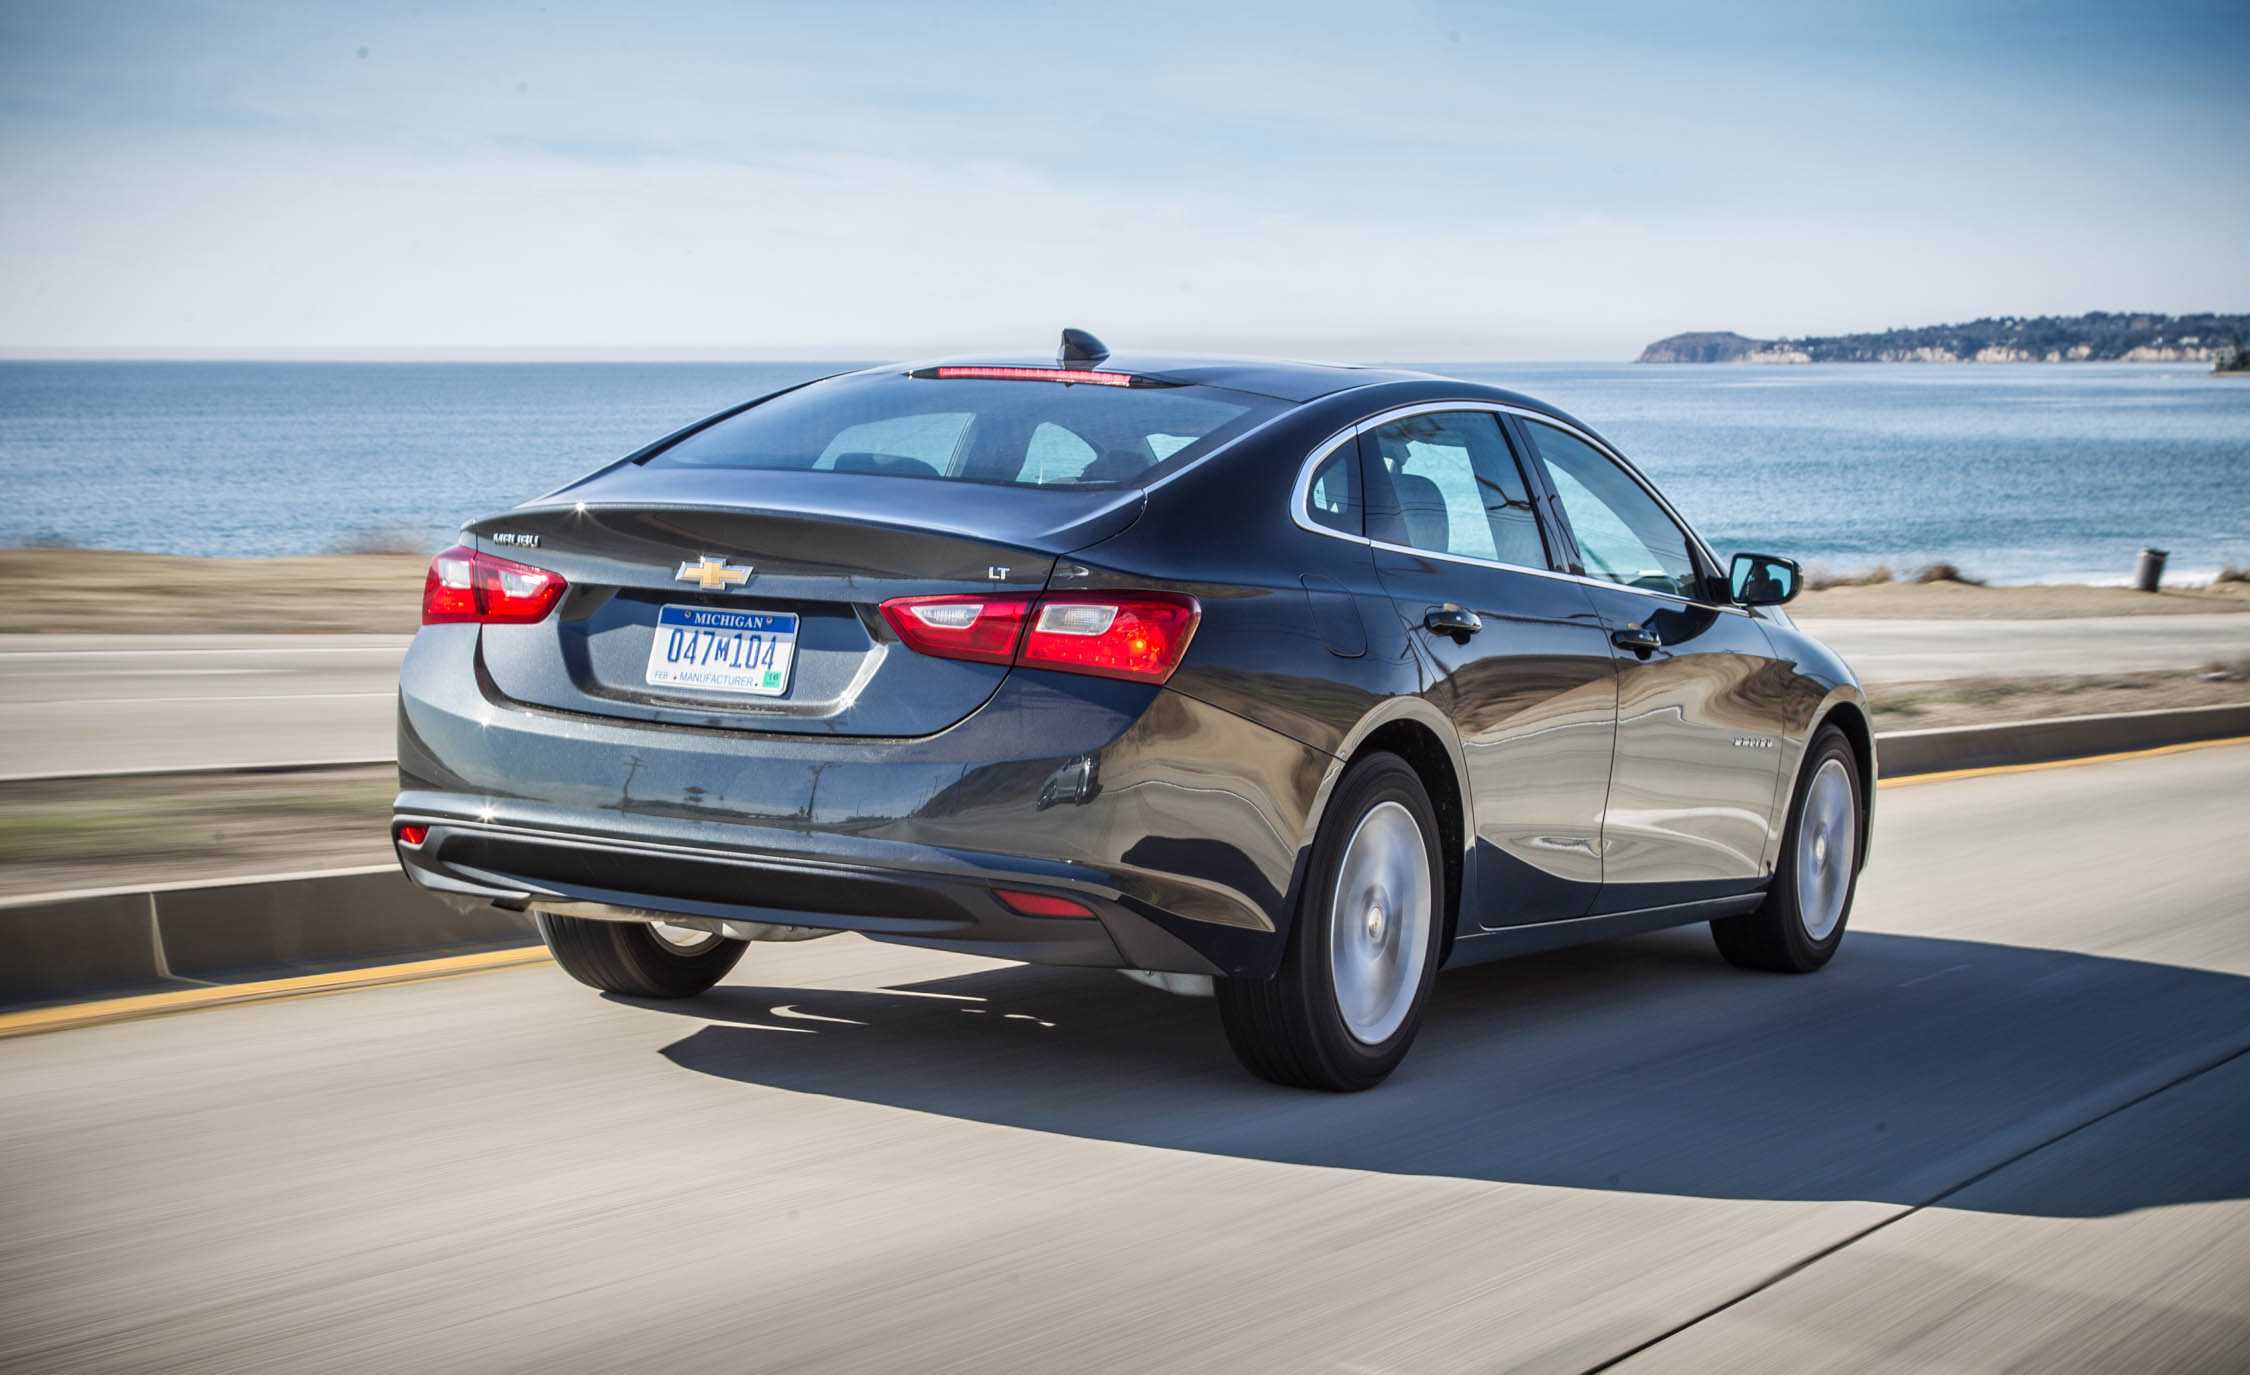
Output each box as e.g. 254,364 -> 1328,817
1,359 -> 2244,583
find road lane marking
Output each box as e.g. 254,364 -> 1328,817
0,946 -> 550,1040
9,691 -> 394,705
1878,734 -> 2250,789
0,647 -> 405,659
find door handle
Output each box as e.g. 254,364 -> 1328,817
1611,623 -> 1662,656
1423,605 -> 1483,641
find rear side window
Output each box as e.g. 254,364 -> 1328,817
1304,438 -> 1361,535
645,372 -> 1285,488
1363,411 -> 1549,568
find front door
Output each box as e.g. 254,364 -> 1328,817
1356,408 -> 1619,928
1511,415 -> 1788,912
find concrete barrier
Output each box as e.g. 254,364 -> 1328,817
2,702 -> 2244,1015
0,867 -> 532,1011
0,890 -> 168,1007
1876,702 -> 2250,778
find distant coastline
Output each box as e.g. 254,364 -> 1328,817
1639,311 -> 2249,365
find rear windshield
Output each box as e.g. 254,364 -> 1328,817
641,371 -> 1285,488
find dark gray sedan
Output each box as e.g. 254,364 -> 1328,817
394,333 -> 1872,1090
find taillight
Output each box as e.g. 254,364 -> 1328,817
395,823 -> 429,848
878,591 -> 1199,685
877,595 -> 1031,665
1020,594 -> 1199,683
421,545 -> 567,626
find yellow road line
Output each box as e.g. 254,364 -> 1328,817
0,945 -> 550,1040
1879,733 -> 2250,789
5,733 -> 2244,1039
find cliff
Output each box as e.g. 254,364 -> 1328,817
1638,312 -> 2250,364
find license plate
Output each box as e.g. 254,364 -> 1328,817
645,604 -> 798,696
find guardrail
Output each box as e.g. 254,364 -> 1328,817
4,703 -> 2246,1020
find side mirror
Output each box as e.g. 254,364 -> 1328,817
1729,552 -> 1801,606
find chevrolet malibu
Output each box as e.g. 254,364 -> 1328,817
394,333 -> 1873,1090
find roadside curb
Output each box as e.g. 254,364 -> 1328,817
0,867 -> 533,1011
1876,702 -> 2250,778
3,703 -> 2245,1023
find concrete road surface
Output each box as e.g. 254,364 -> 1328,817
1795,612 -> 2250,684
3,745 -> 2246,1373
0,634 -> 406,777
7,614 -> 2250,776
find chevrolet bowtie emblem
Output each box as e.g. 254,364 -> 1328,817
675,556 -> 753,591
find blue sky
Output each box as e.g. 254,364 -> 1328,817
3,0 -> 2245,359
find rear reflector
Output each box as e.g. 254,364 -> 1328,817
395,823 -> 430,848
929,365 -> 1137,387
879,591 -> 1199,684
422,545 -> 567,625
994,888 -> 1096,919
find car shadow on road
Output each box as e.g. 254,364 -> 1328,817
644,927 -> 2250,1217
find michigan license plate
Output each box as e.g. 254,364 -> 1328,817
645,605 -> 798,696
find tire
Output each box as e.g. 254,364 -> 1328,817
1712,724 -> 1863,973
535,912 -> 749,998
1217,752 -> 1446,1091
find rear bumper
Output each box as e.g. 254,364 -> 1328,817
396,813 -> 1181,970
393,624 -> 1332,977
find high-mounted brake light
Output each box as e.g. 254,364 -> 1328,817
878,591 -> 1199,685
422,545 -> 568,625
929,365 -> 1137,387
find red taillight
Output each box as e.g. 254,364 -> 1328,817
930,365 -> 1137,387
1021,594 -> 1200,683
877,594 -> 1031,665
421,545 -> 567,626
994,888 -> 1096,919
396,823 -> 429,848
878,591 -> 1199,685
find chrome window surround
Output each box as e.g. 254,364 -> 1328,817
1289,400 -> 1749,615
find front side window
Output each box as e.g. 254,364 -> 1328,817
1520,420 -> 1702,600
645,372 -> 1284,489
1364,411 -> 1548,567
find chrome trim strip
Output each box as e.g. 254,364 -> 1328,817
1456,891 -> 1765,943
1134,380 -> 1388,498
1287,399 -> 1750,615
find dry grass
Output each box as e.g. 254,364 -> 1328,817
4,548 -> 2248,635
1909,561 -> 1986,586
1805,565 -> 1895,591
1870,658 -> 2250,730
0,548 -> 428,633
0,766 -> 396,897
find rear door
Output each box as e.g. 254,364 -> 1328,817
1355,407 -> 1618,927
1510,414 -> 1788,908
472,368 -> 1283,737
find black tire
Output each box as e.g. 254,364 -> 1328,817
1217,752 -> 1446,1092
535,912 -> 749,998
1712,724 -> 1863,973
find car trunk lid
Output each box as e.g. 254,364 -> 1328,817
470,472 -> 1142,737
